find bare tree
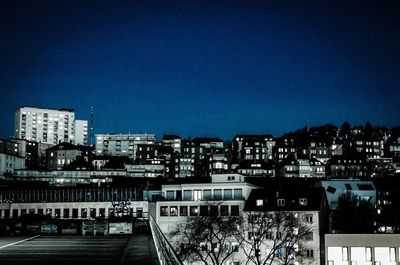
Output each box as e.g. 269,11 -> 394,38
242,211 -> 314,265
169,203 -> 244,265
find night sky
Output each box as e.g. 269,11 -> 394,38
1,0 -> 400,140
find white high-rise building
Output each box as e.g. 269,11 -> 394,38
74,120 -> 88,146
14,107 -> 87,146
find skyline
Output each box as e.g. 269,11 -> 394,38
1,0 -> 400,140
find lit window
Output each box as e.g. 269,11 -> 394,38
277,199 -> 285,206
299,198 -> 307,206
193,190 -> 202,201
342,247 -> 348,261
256,199 -> 263,206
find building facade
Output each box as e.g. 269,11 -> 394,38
14,107 -> 87,146
325,234 -> 400,265
95,134 -> 155,159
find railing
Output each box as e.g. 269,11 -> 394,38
149,214 -> 183,265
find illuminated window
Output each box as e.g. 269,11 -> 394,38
170,206 -> 178,216
390,247 -> 395,262
342,247 -> 348,261
190,206 -> 198,216
256,199 -> 263,206
366,247 -> 372,261
277,199 -> 285,206
299,198 -> 307,206
193,190 -> 202,201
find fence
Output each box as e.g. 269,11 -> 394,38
149,214 -> 183,265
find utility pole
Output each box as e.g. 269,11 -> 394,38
89,107 -> 94,146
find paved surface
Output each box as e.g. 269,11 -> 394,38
0,234 -> 159,265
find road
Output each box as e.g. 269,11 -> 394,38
0,234 -> 159,265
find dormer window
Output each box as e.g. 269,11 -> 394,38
256,199 -> 263,206
299,198 -> 307,206
277,199 -> 285,206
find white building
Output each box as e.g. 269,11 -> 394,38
95,133 -> 155,159
243,187 -> 328,265
0,139 -> 25,177
74,120 -> 88,146
325,234 -> 400,265
152,174 -> 257,234
14,106 -> 87,146
0,201 -> 148,220
0,153 -> 25,177
13,169 -> 121,185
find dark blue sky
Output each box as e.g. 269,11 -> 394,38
1,0 -> 400,140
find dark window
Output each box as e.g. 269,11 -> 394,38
63,208 -> 69,218
231,205 -> 239,216
12,209 -> 18,218
136,207 -> 143,218
72,209 -> 78,218
220,205 -> 229,216
37,209 -> 44,215
160,206 -> 168,216
210,205 -> 218,216
345,184 -> 352,190
200,206 -> 208,216
357,184 -> 374,191
180,206 -> 188,216
327,186 -> 336,194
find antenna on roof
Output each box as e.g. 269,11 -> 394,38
89,107 -> 94,146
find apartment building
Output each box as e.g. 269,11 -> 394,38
95,133 -> 155,159
14,107 -> 87,146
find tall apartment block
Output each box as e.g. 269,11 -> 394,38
74,120 -> 88,146
14,107 -> 88,146
95,133 -> 155,159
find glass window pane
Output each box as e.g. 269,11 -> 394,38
166,191 -> 174,200
193,190 -> 202,201
203,189 -> 212,200
81,209 -> 87,218
233,189 -> 242,199
220,205 -> 229,216
231,205 -> 239,216
200,206 -> 208,216
190,206 -> 198,216
224,189 -> 232,200
183,190 -> 192,200
160,206 -> 168,216
180,206 -> 188,216
214,189 -> 222,200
